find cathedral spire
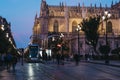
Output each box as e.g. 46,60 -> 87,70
34,13 -> 38,25
111,0 -> 113,7
78,3 -> 80,7
62,2 -> 64,6
105,4 -> 107,9
100,3 -> 102,8
90,3 -> 92,8
35,13 -> 37,19
94,3 -> 96,8
40,0 -> 48,17
60,2 -> 61,6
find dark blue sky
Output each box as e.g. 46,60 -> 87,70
0,0 -> 119,48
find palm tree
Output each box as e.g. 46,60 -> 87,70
81,16 -> 101,54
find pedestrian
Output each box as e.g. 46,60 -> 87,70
56,52 -> 61,65
85,54 -> 89,61
61,54 -> 65,65
11,55 -> 18,71
52,54 -> 55,62
1,54 -> 5,66
42,50 -> 47,61
74,54 -> 80,66
5,53 -> 13,70
0,54 -> 2,66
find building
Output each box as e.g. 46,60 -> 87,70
32,0 -> 120,55
0,16 -> 16,53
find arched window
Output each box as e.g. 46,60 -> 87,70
53,20 -> 59,32
72,21 -> 77,32
107,21 -> 112,33
50,11 -> 54,16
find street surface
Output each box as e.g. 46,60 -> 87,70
0,61 -> 120,80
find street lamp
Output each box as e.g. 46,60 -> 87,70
6,33 -> 9,38
1,25 -> 5,31
60,33 -> 64,54
76,24 -> 81,55
60,33 -> 64,38
102,11 -> 111,45
102,11 -> 111,64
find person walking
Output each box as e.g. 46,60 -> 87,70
74,54 -> 80,66
56,52 -> 61,65
61,54 -> 65,65
1,54 -> 5,66
5,53 -> 13,71
11,55 -> 18,71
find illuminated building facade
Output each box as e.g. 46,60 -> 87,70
0,16 -> 16,53
32,0 -> 120,55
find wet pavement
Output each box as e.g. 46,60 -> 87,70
0,61 -> 120,80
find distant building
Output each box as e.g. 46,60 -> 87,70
32,0 -> 120,55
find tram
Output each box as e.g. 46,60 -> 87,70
29,44 -> 39,60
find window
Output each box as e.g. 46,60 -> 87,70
50,11 -> 54,16
72,21 -> 77,32
107,21 -> 112,33
53,20 -> 59,32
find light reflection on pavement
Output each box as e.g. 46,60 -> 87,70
0,61 -> 120,80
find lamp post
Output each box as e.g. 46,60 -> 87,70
76,24 -> 81,55
102,11 -> 111,45
102,11 -> 111,64
60,33 -> 64,54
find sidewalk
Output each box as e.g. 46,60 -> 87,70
39,59 -> 120,68
86,60 -> 120,67
0,66 -> 5,71
43,59 -> 120,68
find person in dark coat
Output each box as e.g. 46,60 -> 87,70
56,53 -> 61,65
61,54 -> 65,65
11,55 -> 18,71
5,53 -> 12,70
74,54 -> 80,66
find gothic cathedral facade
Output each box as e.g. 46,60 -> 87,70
32,0 -> 120,55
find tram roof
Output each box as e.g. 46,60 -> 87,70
29,44 -> 39,46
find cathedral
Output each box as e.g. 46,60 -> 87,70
32,0 -> 120,55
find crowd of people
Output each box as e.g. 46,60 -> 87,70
54,53 -> 81,66
0,51 -> 86,72
0,53 -> 18,72
42,51 -> 81,66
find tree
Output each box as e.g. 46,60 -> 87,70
81,16 -> 101,54
99,45 -> 111,64
99,45 -> 110,54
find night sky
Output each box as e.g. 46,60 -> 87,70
0,0 -> 119,48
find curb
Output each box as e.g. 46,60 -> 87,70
86,61 -> 120,68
